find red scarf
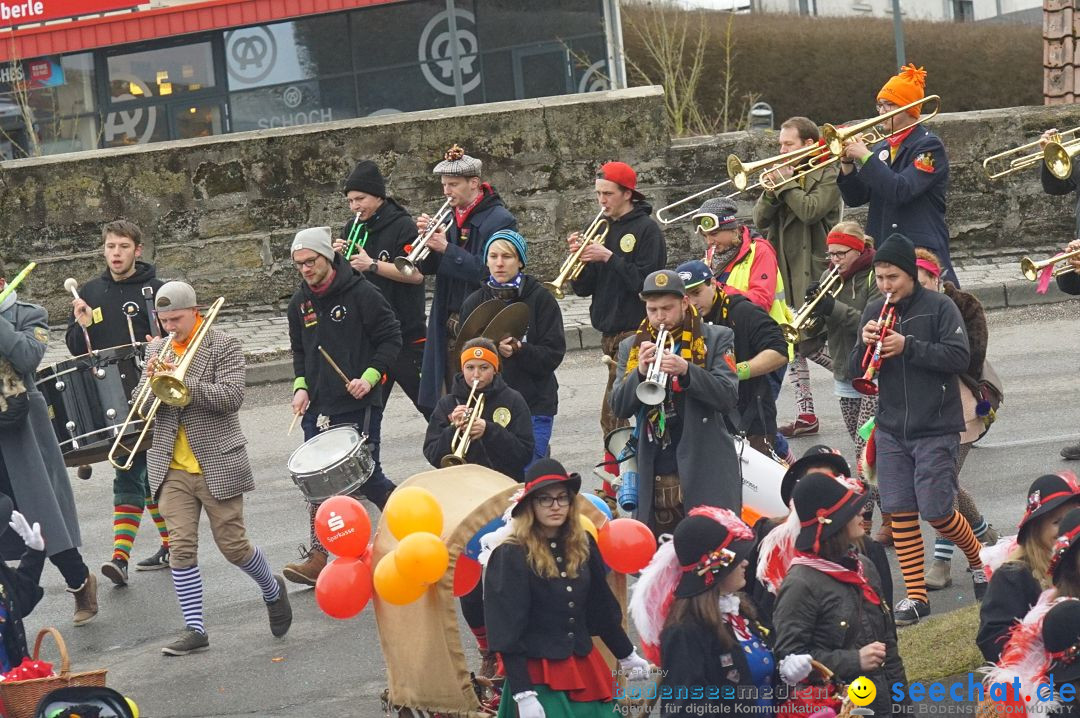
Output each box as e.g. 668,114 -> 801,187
791,551 -> 881,606
454,183 -> 491,228
886,125 -> 917,150
309,268 -> 337,297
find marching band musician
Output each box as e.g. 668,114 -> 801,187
850,234 -> 984,626
1054,238 -> 1080,461
568,161 -> 666,460
415,145 -> 517,414
459,230 -> 565,464
138,282 -> 292,656
611,270 -> 741,535
285,228 -> 402,587
836,63 -> 958,285
1039,131 -> 1080,238
66,220 -> 172,586
753,116 -> 842,441
677,260 -> 788,457
0,260 -> 96,626
332,160 -> 428,419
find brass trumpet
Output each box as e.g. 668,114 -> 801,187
441,379 -> 486,467
544,210 -> 610,299
1020,248 -> 1080,281
779,266 -> 843,344
394,199 -> 453,277
982,127 -> 1080,180
108,297 -> 225,470
1045,137 -> 1080,181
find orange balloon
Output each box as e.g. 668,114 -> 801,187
314,496 -> 372,559
597,517 -> 656,574
453,555 -> 483,597
394,532 -> 450,585
384,486 -> 444,540
315,557 -> 373,619
373,552 -> 428,605
579,514 -> 598,541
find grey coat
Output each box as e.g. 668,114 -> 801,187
610,323 -> 741,532
138,328 -> 254,501
0,298 -> 81,556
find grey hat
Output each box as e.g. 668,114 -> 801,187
291,227 -> 335,262
641,269 -> 686,298
433,144 -> 482,177
691,197 -> 739,231
155,281 -> 198,312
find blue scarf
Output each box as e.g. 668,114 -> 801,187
486,273 -> 523,292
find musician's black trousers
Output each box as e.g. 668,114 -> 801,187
381,339 -> 430,421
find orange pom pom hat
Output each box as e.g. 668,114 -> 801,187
877,64 -> 928,118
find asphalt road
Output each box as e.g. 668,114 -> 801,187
21,299 -> 1080,717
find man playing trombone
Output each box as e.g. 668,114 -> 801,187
753,117 -> 842,439
611,270 -> 740,535
837,64 -> 958,285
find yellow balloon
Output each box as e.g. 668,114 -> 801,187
394,531 -> 450,585
125,697 -> 140,718
384,486 -> 444,540
374,552 -> 428,605
579,515 -> 598,541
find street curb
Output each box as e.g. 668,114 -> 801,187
245,359 -> 295,386
967,279 -> 1076,310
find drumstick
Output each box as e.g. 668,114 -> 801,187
287,410 -> 301,436
64,277 -> 94,354
317,345 -> 352,386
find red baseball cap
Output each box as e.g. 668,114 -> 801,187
599,161 -> 646,202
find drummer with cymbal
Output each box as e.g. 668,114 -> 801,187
459,230 -> 565,465
284,227 -> 402,586
65,219 -> 171,586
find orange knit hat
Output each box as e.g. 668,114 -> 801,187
877,64 -> 928,117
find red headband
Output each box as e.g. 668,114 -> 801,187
915,258 -> 941,277
523,474 -> 569,494
826,231 -> 865,253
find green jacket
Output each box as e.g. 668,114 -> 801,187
824,263 -> 880,383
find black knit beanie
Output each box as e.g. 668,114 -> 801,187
343,160 -> 387,198
873,233 -> 917,278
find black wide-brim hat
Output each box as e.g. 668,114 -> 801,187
511,458 -> 582,517
1050,507 -> 1080,582
1043,600 -> 1080,683
1018,472 -> 1080,541
792,472 -> 866,553
673,510 -> 756,598
781,445 -> 852,507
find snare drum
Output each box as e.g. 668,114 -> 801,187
287,425 -> 375,504
36,344 -> 148,467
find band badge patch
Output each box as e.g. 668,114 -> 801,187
654,273 -> 668,287
878,149 -> 889,163
459,228 -> 470,245
122,301 -> 140,317
914,152 -> 936,173
330,305 -> 347,322
301,300 -> 317,328
492,407 -> 511,427
91,306 -> 103,324
378,250 -> 390,262
33,327 -> 49,344
619,233 -> 636,253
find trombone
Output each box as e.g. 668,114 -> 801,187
657,180 -> 736,225
725,142 -> 829,193
779,266 -> 843,344
108,297 -> 225,470
1019,248 -> 1080,281
441,379 -> 486,467
982,127 -> 1080,180
820,96 -> 941,157
394,199 -> 453,277
635,325 -> 676,406
543,210 -> 610,299
1044,137 -> 1080,181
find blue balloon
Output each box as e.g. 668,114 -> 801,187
583,492 -> 614,521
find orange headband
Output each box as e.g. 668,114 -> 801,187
460,346 -> 500,371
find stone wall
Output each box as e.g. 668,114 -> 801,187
2,85 -> 1078,322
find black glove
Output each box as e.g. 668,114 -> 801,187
804,281 -> 822,304
810,292 -> 835,318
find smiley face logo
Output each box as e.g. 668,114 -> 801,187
847,676 -> 876,707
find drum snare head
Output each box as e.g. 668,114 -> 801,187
288,426 -> 362,474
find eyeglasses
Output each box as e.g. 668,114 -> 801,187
875,101 -> 897,112
534,494 -> 571,508
827,249 -> 855,259
293,258 -> 321,270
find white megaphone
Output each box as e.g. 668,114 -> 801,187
604,426 -> 639,512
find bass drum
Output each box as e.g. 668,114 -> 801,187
36,344 -> 148,467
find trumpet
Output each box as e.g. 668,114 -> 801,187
544,210 -> 610,299
441,379 -> 487,468
1020,248 -> 1080,281
394,199 -> 453,277
108,297 -> 225,470
982,127 -> 1080,180
852,295 -> 896,396
635,325 -> 676,406
1045,137 -> 1080,181
779,266 -> 843,344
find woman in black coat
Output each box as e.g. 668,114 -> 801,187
459,229 -> 565,464
978,472 -> 1080,662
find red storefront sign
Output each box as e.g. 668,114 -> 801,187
0,0 -> 141,28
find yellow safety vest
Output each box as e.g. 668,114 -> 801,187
725,239 -> 795,360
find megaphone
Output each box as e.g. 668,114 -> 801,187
605,427 -> 639,512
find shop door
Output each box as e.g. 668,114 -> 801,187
511,44 -> 573,100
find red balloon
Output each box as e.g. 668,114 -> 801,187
453,555 -> 482,597
315,496 -> 372,559
315,557 -> 373,619
597,518 -> 656,574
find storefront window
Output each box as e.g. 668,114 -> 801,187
354,65 -> 456,117
230,77 -> 356,132
225,15 -> 349,91
102,102 -> 169,147
173,103 -> 223,140
24,53 -> 96,119
107,42 -> 216,101
38,115 -> 99,155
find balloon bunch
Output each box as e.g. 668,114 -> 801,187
373,486 -> 449,606
313,495 -> 374,619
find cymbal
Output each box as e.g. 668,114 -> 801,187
482,303 -> 530,343
455,299 -> 504,355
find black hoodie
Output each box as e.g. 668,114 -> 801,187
65,261 -> 163,355
458,275 -> 566,416
569,202 -> 667,334
341,198 -> 426,341
288,253 -> 402,415
423,373 -> 534,481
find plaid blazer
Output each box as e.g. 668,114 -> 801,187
137,328 -> 255,500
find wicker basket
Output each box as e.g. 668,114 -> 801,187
0,627 -> 107,718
